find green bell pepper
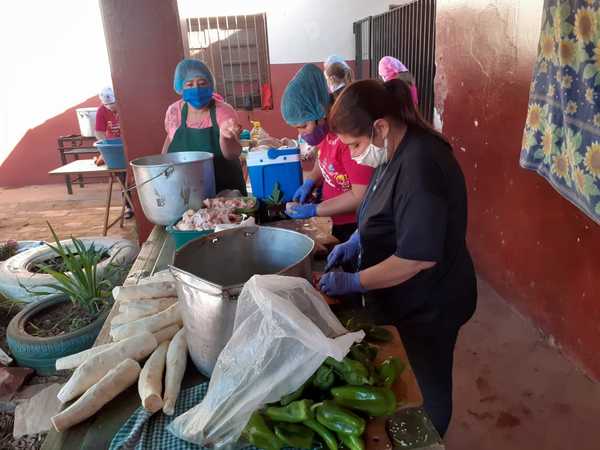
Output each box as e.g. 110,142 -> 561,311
376,357 -> 405,388
280,382 -> 307,406
273,423 -> 314,449
349,342 -> 378,367
266,399 -> 314,423
325,357 -> 372,386
337,432 -> 365,450
304,419 -> 338,450
313,365 -> 335,390
315,401 -> 366,436
331,385 -> 397,417
242,412 -> 284,450
365,326 -> 392,343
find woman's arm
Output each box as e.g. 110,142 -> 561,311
305,160 -> 324,186
95,130 -> 106,140
359,255 -> 435,290
161,136 -> 171,154
316,183 -> 367,217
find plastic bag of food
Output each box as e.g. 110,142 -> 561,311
168,275 -> 364,448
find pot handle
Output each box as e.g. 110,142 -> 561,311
125,165 -> 175,193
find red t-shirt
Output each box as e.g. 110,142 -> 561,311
318,132 -> 374,225
95,105 -> 120,138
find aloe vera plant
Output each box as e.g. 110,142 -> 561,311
26,223 -> 126,315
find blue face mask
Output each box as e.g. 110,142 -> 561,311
183,86 -> 213,109
302,122 -> 329,146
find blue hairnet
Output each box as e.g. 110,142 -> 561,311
173,59 -> 214,94
281,64 -> 330,126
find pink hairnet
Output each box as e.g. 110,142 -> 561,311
378,56 -> 409,82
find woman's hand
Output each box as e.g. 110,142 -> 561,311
220,118 -> 242,142
219,118 -> 243,159
318,272 -> 367,296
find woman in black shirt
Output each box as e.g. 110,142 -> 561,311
319,79 -> 477,436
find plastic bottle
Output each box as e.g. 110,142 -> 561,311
250,121 -> 264,145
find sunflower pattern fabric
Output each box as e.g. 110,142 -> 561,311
520,0 -> 600,224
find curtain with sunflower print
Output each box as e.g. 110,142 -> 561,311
520,0 -> 600,224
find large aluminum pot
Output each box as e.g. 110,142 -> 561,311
130,152 -> 215,225
170,226 -> 315,375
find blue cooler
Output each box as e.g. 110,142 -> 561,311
247,148 -> 302,202
94,138 -> 127,169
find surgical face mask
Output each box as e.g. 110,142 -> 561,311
352,131 -> 388,168
183,86 -> 213,109
328,81 -> 345,93
302,122 -> 329,146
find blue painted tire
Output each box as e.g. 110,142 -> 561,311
6,294 -> 110,375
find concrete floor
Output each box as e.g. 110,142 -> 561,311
446,278 -> 600,450
1,184 -> 599,449
0,183 -> 137,243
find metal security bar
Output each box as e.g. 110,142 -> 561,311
186,13 -> 272,110
353,0 -> 436,122
353,17 -> 371,80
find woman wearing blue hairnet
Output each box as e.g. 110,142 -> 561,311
282,64 -> 373,242
162,59 -> 246,194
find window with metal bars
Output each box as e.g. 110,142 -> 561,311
185,14 -> 273,111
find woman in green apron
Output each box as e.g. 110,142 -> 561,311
162,59 -> 246,194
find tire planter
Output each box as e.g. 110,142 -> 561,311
6,294 -> 110,375
0,237 -> 138,302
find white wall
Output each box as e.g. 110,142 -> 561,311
178,0 -> 413,64
0,0 -> 110,165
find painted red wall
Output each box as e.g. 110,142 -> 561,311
99,0 -> 185,242
0,97 -> 100,187
437,1 -> 600,379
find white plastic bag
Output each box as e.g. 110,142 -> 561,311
168,274 -> 364,448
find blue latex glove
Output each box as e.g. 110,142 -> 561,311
318,272 -> 366,296
324,231 -> 360,272
293,179 -> 316,203
287,203 -> 317,219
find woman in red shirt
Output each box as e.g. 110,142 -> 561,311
282,64 -> 373,242
95,86 -> 120,139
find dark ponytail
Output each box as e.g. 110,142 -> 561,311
328,78 -> 449,147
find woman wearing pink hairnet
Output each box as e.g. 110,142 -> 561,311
378,56 -> 419,106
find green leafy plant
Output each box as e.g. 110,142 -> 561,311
26,223 -> 126,316
264,182 -> 284,206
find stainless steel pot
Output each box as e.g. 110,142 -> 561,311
170,226 -> 315,376
130,152 -> 216,225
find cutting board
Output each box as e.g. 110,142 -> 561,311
365,325 -> 424,450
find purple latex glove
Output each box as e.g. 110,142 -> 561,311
324,231 -> 360,272
293,179 -> 315,203
287,203 -> 317,219
318,272 -> 367,296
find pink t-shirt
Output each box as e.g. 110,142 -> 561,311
318,132 -> 374,225
164,99 -> 238,140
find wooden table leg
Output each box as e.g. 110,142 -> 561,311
59,149 -> 73,195
103,175 -> 114,236
74,154 -> 85,188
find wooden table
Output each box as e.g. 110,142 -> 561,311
42,226 -> 437,450
49,159 -> 134,236
57,135 -> 98,194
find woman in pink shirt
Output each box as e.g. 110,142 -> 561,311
162,59 -> 246,194
378,56 -> 419,106
281,64 -> 373,242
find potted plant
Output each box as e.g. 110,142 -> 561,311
260,182 -> 288,222
6,224 -> 129,375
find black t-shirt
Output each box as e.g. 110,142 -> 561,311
358,127 -> 476,328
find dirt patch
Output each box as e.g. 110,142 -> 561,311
28,252 -> 109,274
0,412 -> 45,450
495,411 -> 521,428
25,300 -> 109,338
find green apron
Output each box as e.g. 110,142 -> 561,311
168,102 -> 247,195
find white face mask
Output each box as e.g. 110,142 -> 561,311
352,132 -> 388,168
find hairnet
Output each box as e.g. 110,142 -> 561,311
378,56 -> 409,82
281,64 -> 330,126
173,59 -> 215,94
324,54 -> 350,70
99,86 -> 115,105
